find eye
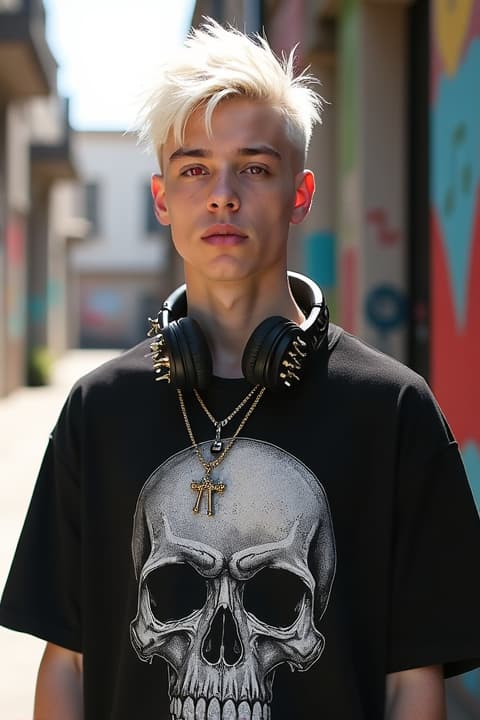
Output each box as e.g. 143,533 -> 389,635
243,568 -> 307,628
182,166 -> 207,177
146,563 -> 207,622
243,165 -> 269,175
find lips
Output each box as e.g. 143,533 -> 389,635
201,224 -> 248,246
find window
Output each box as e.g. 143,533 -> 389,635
85,182 -> 100,235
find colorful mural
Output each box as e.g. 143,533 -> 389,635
6,215 -> 26,340
305,231 -> 336,285
338,0 -> 360,334
80,285 -> 127,347
364,207 -> 407,357
431,0 -> 480,713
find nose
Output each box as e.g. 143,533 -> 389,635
201,606 -> 243,666
207,171 -> 240,212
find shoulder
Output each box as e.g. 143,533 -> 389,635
70,339 -> 153,398
325,324 -> 453,449
327,324 -> 429,395
54,339 -> 156,430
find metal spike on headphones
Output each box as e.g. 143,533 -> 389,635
147,314 -> 161,338
292,336 -> 308,357
151,334 -> 171,383
280,335 -> 308,388
145,316 -> 171,383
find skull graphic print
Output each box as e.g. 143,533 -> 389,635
130,439 -> 336,720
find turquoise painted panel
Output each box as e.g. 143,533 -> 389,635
431,39 -> 480,327
304,231 -> 336,288
462,441 -> 480,508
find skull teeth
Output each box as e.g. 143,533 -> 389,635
170,696 -> 270,720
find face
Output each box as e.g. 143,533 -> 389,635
152,98 -> 315,285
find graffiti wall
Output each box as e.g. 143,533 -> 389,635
338,0 -> 408,359
338,0 -> 360,335
4,214 -> 27,392
431,0 -> 480,713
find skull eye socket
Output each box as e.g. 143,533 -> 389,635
146,563 -> 207,622
243,568 -> 307,628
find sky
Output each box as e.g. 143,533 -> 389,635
44,0 -> 196,131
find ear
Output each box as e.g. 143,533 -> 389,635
290,170 -> 315,225
151,173 -> 170,226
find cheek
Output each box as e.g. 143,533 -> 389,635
260,200 -> 294,226
258,183 -> 296,215
169,226 -> 195,262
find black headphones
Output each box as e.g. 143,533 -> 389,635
147,271 -> 329,392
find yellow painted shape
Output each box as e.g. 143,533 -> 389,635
435,0 -> 474,76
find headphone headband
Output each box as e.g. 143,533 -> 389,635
287,271 -> 329,350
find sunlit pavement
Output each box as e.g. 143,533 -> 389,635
0,350 -> 120,720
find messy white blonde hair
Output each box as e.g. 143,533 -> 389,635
137,18 -> 323,170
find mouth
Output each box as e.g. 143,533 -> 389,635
201,224 -> 248,247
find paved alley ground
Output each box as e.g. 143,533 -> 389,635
0,350 -> 120,720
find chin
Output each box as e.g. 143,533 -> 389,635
204,257 -> 255,281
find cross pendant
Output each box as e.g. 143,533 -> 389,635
191,472 -> 226,516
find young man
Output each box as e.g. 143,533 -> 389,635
1,19 -> 480,720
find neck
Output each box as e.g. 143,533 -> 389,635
184,271 -> 305,378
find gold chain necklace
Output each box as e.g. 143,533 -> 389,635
177,385 -> 266,517
193,384 -> 260,453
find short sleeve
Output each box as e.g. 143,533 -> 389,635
0,393 -> 83,652
387,383 -> 480,677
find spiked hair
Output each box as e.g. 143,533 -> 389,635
136,18 -> 324,170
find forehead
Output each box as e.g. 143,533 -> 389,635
166,98 -> 294,159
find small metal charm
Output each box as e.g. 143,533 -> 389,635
210,424 -> 224,454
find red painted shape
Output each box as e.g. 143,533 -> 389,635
340,247 -> 357,334
6,216 -> 25,265
366,208 -> 400,246
430,188 -> 480,446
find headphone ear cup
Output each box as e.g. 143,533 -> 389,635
242,316 -> 303,390
161,317 -> 212,390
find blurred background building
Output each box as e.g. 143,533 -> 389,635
67,130 -> 178,349
0,0 -> 479,714
0,0 -> 76,393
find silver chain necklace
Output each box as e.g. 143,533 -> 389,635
193,384 -> 261,453
177,385 -> 265,516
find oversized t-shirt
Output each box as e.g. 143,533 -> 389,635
1,325 -> 480,720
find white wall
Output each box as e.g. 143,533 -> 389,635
6,102 -> 30,214
71,131 -> 168,273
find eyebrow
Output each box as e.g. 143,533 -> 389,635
168,145 -> 282,162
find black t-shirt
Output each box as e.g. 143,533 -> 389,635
1,325 -> 480,720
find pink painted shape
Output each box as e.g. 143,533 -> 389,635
6,216 -> 25,265
340,247 -> 357,334
268,0 -> 306,63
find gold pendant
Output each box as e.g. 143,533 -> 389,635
191,472 -> 226,516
